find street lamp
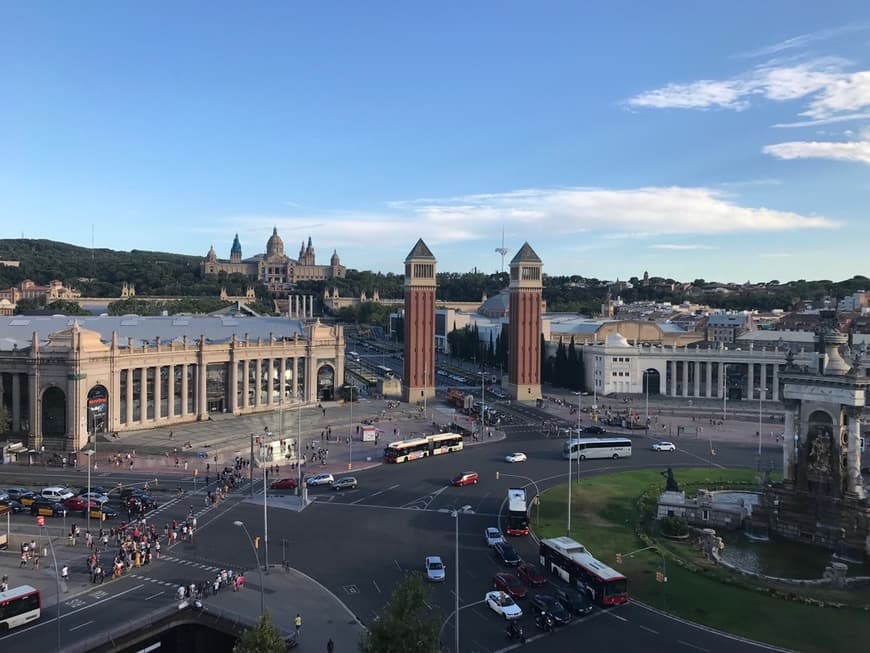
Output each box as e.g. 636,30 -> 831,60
85,447 -> 95,535
451,505 -> 472,653
348,383 -> 355,471
233,520 -> 265,614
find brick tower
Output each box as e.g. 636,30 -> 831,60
507,242 -> 543,401
403,239 -> 437,404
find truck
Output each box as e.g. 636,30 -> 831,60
506,488 -> 529,536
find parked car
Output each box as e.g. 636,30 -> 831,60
86,505 -> 118,520
651,441 -> 676,452
485,527 -> 505,547
528,594 -> 571,625
493,542 -> 522,566
63,496 -> 97,512
485,591 -> 524,620
305,473 -> 335,487
41,486 -> 74,502
0,499 -> 25,513
451,471 -> 479,487
504,452 -> 527,463
331,477 -> 358,491
583,426 -> 605,435
30,499 -> 67,517
554,587 -> 594,616
77,486 -> 109,496
79,491 -> 109,505
425,556 -> 446,582
270,478 -> 298,490
517,562 -> 547,586
126,492 -> 158,509
10,490 -> 36,507
493,572 -> 527,599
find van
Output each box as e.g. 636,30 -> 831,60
41,486 -> 74,502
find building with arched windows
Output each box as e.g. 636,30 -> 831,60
0,315 -> 344,451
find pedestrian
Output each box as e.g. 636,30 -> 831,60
295,613 -> 302,637
327,638 -> 334,653
61,564 -> 69,581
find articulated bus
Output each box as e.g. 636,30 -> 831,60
563,437 -> 632,461
0,584 -> 41,631
383,432 -> 464,463
506,488 -> 529,536
539,537 -> 628,606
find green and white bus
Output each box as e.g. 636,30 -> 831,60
563,437 -> 632,461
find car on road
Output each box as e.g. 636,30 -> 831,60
331,477 -> 358,491
125,492 -> 158,509
485,591 -> 524,620
451,471 -> 479,487
8,489 -> 36,507
493,542 -> 522,566
63,496 -> 97,512
554,587 -> 594,616
583,426 -> 605,435
80,491 -> 110,505
504,452 -> 527,463
41,486 -> 74,502
517,562 -> 547,586
270,478 -> 298,490
651,441 -> 676,452
86,505 -> 118,520
493,572 -> 527,599
0,499 -> 25,513
30,499 -> 67,517
485,527 -> 505,547
77,486 -> 109,497
305,473 -> 335,487
425,556 -> 446,582
528,594 -> 571,625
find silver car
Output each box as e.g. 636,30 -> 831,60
331,477 -> 358,491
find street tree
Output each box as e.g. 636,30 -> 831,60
233,611 -> 285,653
359,573 -> 440,653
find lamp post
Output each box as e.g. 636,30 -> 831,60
263,461 -> 269,575
85,447 -> 95,535
348,383 -> 354,471
39,521 -> 61,651
451,505 -> 472,653
234,520 -> 265,614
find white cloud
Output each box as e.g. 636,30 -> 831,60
763,138 -> 870,163
735,24 -> 869,59
650,244 -> 718,250
210,187 -> 838,254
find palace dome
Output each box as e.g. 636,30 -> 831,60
266,227 -> 284,257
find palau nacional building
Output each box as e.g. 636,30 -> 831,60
0,315 -> 345,452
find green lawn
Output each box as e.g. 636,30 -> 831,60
534,468 -> 870,653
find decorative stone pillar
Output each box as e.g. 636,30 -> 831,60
681,360 -> 689,397
846,407 -> 865,499
11,373 -> 21,431
266,358 -> 274,406
241,360 -> 249,409
705,361 -> 712,398
693,361 -> 700,397
254,359 -> 262,406
746,362 -> 754,400
280,358 -> 287,401
228,356 -> 238,415
167,364 -> 175,418
668,360 -> 676,397
772,364 -> 779,401
782,399 -> 798,482
154,366 -> 162,421
180,364 -> 189,416
126,368 -> 134,424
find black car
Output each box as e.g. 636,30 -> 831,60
554,587 -> 593,616
583,426 -> 605,435
85,505 -> 118,520
0,499 -> 25,513
126,492 -> 157,509
528,594 -> 571,625
78,486 -> 109,496
30,499 -> 67,517
493,542 -> 522,566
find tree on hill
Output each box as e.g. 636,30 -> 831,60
233,611 -> 285,653
359,573 -> 440,653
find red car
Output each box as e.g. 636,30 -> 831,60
63,496 -> 97,512
270,478 -> 298,490
451,471 -> 479,487
517,562 -> 547,586
493,572 -> 527,599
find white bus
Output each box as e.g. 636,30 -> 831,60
384,432 -> 464,463
563,437 -> 632,461
0,584 -> 41,631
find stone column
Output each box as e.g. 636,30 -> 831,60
782,399 -> 798,482
746,362 -> 754,400
291,357 -> 297,398
228,358 -> 238,414
254,359 -> 262,406
154,366 -> 162,421
693,361 -> 700,397
197,360 -> 207,420
167,365 -> 175,418
704,361 -> 712,398
180,364 -> 189,416
667,360 -> 675,396
11,373 -> 21,431
241,360 -> 249,409
681,360 -> 689,397
280,358 -> 287,401
266,358 -> 274,406
771,364 -> 779,401
126,368 -> 134,424
846,407 -> 865,498
28,372 -> 40,447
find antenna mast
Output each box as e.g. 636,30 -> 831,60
494,226 -> 510,273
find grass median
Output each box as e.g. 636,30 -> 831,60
533,468 -> 870,653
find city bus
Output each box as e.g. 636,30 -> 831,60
506,488 -> 529,536
539,537 -> 628,606
375,365 -> 395,378
384,432 -> 464,463
563,437 -> 632,460
0,584 -> 41,631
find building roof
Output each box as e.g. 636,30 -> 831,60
510,242 -> 541,264
405,239 -> 435,261
0,315 -> 305,351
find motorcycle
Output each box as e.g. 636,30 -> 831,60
505,622 -> 526,644
534,612 -> 554,632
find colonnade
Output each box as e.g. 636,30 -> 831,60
663,360 -> 780,400
289,295 -> 315,319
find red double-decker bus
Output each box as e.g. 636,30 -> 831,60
539,536 -> 628,606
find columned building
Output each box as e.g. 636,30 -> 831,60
0,315 -> 344,451
507,242 -> 543,401
403,239 -> 437,404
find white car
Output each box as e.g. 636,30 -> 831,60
485,590 -> 524,620
425,556 -> 446,582
305,473 -> 335,487
485,527 -> 505,547
651,441 -> 676,452
504,452 -> 527,463
41,486 -> 74,502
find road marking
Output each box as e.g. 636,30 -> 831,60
677,448 -> 726,469
640,625 -> 659,635
145,591 -> 164,600
354,484 -> 399,503
394,560 -> 402,572
678,641 -> 709,652
68,620 -> 94,631
372,580 -> 381,593
605,610 -> 628,622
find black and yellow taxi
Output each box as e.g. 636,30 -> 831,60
7,488 -> 37,507
85,504 -> 118,520
30,498 -> 67,517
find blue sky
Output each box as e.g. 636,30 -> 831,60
2,2 -> 869,282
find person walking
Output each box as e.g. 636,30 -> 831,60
294,613 -> 302,638
327,638 -> 334,653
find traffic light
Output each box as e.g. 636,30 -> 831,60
254,536 -> 260,549
655,571 -> 664,583
615,553 -> 623,564
495,472 -> 500,480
